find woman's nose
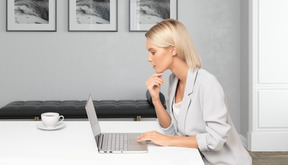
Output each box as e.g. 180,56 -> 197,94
147,54 -> 152,62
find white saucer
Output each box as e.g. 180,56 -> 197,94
37,122 -> 65,131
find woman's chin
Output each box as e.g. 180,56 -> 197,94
155,69 -> 164,74
154,66 -> 169,73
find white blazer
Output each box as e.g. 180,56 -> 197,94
160,68 -> 252,165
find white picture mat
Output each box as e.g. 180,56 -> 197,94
130,0 -> 177,31
7,0 -> 56,31
69,0 -> 117,31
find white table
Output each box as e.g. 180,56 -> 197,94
0,121 -> 204,165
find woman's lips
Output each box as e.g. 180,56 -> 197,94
153,65 -> 156,69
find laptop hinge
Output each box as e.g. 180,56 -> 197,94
96,134 -> 103,151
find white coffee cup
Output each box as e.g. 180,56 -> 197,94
41,112 -> 64,128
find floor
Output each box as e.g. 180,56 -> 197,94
249,151 -> 288,165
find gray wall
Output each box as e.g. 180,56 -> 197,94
0,1 -> 243,133
240,0 -> 249,140
185,1 -> 241,132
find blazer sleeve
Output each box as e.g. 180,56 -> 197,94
158,120 -> 177,136
196,76 -> 231,152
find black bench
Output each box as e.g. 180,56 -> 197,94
0,92 -> 166,121
0,100 -> 156,121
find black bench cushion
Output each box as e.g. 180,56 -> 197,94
0,100 -> 158,119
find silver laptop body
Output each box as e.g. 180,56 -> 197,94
85,95 -> 148,154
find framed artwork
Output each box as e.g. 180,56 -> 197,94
6,0 -> 57,32
129,0 -> 178,32
69,0 -> 118,32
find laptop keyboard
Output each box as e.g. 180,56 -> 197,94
103,133 -> 128,152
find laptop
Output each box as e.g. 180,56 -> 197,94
85,95 -> 148,154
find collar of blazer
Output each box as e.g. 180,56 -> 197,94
169,67 -> 199,134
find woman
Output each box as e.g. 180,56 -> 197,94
137,19 -> 252,165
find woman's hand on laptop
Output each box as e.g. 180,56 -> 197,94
137,130 -> 171,146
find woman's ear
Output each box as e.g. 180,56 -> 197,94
171,46 -> 177,56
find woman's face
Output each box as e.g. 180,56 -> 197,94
146,39 -> 174,73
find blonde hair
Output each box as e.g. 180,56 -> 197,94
145,19 -> 202,69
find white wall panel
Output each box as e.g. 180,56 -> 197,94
259,0 -> 288,84
259,90 -> 288,128
249,0 -> 288,151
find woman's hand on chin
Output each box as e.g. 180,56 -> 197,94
145,73 -> 165,101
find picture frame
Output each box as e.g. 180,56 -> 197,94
129,0 -> 178,32
6,0 -> 57,32
69,0 -> 118,32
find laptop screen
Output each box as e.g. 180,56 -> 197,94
85,95 -> 101,139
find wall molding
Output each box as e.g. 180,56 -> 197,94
248,131 -> 288,151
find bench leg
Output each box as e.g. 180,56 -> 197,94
34,117 -> 40,121
134,116 -> 141,121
